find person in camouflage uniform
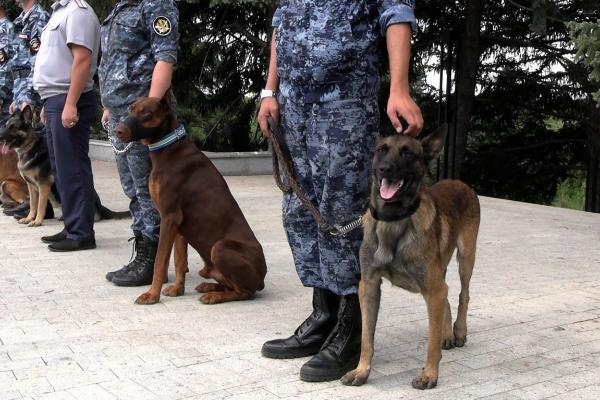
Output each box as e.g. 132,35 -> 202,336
99,0 -> 179,287
257,0 -> 423,382
0,1 -> 14,125
9,0 -> 47,112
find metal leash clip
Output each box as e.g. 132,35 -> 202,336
102,119 -> 133,155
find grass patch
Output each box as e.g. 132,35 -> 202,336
552,171 -> 586,211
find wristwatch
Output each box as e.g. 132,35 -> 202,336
260,89 -> 277,100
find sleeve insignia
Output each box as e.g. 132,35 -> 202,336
0,49 -> 5,64
29,37 -> 40,53
153,16 -> 172,36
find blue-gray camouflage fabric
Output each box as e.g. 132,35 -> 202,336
99,0 -> 179,244
12,3 -> 48,107
108,108 -> 160,244
272,0 -> 416,295
273,0 -> 416,103
0,17 -> 14,123
99,0 -> 179,110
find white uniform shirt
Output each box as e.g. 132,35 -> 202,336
33,0 -> 100,100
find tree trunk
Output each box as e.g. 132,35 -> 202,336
586,104 -> 600,213
449,0 -> 483,179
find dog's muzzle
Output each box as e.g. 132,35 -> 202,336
121,116 -> 165,142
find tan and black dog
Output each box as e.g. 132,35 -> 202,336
114,94 -> 267,305
341,126 -> 480,390
0,107 -> 56,226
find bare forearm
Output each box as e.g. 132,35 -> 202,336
387,23 -> 412,95
149,61 -> 174,98
265,30 -> 279,91
65,51 -> 92,106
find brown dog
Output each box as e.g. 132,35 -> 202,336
341,126 -> 480,389
0,146 -> 28,208
114,95 -> 267,305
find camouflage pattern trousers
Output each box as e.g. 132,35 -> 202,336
279,95 -> 379,296
108,109 -> 160,243
13,76 -> 41,108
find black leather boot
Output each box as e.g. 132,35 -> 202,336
299,293 -> 362,382
262,288 -> 339,359
111,238 -> 158,287
105,231 -> 143,282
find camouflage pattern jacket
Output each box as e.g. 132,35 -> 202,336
273,0 -> 416,103
12,3 -> 49,78
99,0 -> 179,111
0,17 -> 14,100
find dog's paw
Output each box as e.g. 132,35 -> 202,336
411,368 -> 438,390
162,285 -> 184,297
28,220 -> 42,227
199,293 -> 222,304
453,324 -> 467,347
341,368 -> 370,386
18,217 -> 32,224
135,292 -> 160,305
442,334 -> 455,350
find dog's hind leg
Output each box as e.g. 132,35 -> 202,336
30,184 -> 51,227
441,299 -> 455,349
454,231 -> 477,347
341,275 -> 382,386
198,240 -> 263,304
162,234 -> 188,297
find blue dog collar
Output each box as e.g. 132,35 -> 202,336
147,125 -> 187,152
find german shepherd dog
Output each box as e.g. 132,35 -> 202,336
0,107 -> 55,226
0,145 -> 28,208
341,126 -> 480,390
0,107 -> 129,226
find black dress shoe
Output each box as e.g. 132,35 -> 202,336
41,231 -> 67,244
48,238 -> 96,252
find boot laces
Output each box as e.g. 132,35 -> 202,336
325,300 -> 353,353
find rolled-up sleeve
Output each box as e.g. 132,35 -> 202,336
379,0 -> 417,36
272,0 -> 288,28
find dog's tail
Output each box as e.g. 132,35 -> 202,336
95,204 -> 130,220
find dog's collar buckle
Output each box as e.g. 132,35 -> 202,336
147,125 -> 187,152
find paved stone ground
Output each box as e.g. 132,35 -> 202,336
1,160 -> 599,400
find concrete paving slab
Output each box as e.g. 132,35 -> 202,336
0,160 -> 599,399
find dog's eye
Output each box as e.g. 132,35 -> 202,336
376,144 -> 389,154
401,149 -> 415,159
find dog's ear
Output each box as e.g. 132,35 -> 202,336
21,105 -> 33,125
160,90 -> 172,111
421,124 -> 447,161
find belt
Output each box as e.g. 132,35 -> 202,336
12,69 -> 30,80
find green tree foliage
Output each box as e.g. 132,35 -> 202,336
568,20 -> 600,106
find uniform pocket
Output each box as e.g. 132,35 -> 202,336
114,11 -> 145,54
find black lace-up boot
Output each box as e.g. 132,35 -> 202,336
299,293 -> 362,382
261,288 -> 339,359
105,231 -> 143,282
111,238 -> 158,287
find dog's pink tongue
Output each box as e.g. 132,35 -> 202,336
0,144 -> 9,155
380,178 -> 399,200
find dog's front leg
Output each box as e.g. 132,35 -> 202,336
135,218 -> 179,305
162,234 -> 188,297
341,273 -> 382,386
412,281 -> 448,390
18,183 -> 37,224
30,184 -> 51,227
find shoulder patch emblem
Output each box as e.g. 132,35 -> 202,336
0,49 -> 6,64
29,37 -> 40,53
153,16 -> 171,36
